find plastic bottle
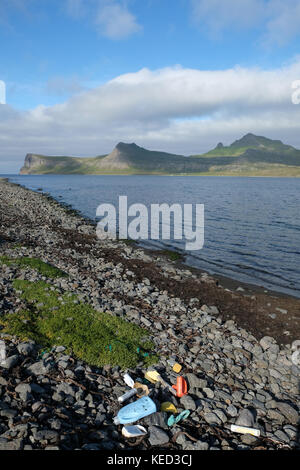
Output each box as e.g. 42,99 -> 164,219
118,388 -> 137,403
123,373 -> 135,388
113,396 -> 157,425
0,340 -> 6,366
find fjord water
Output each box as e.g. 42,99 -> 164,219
7,175 -> 300,298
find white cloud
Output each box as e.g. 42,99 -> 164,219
95,1 -> 142,39
191,0 -> 300,46
1,62 -> 300,172
64,0 -> 142,40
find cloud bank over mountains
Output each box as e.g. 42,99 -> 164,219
1,60 -> 300,171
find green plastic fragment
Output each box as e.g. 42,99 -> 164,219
167,410 -> 191,427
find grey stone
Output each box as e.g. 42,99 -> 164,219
148,426 -> 170,446
259,336 -> 276,351
241,434 -> 258,445
0,408 -> 18,418
15,383 -> 32,394
17,342 -> 35,356
203,412 -> 221,425
1,355 -> 18,370
193,440 -> 209,450
235,409 -> 255,427
186,373 -> 207,391
56,382 -> 75,396
273,430 -> 290,443
180,395 -> 197,410
26,361 -> 48,376
203,387 -> 214,398
227,405 -> 238,417
0,438 -> 24,450
276,402 -> 298,425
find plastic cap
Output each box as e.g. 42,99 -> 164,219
113,417 -> 120,425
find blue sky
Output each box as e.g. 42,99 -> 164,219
1,0 -> 300,172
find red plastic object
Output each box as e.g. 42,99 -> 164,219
172,377 -> 188,397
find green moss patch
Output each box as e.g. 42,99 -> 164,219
0,256 -> 67,278
0,280 -> 157,369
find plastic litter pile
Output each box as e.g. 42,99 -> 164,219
114,362 -> 191,438
113,361 -> 261,442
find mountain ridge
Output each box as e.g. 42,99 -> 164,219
20,134 -> 300,176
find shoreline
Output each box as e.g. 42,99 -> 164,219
5,174 -> 300,301
6,172 -> 300,177
2,176 -> 300,344
5,176 -> 300,346
0,177 -> 299,451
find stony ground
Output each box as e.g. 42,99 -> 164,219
0,178 -> 299,451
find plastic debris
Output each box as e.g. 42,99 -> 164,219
173,363 -> 182,374
114,396 -> 157,425
144,370 -> 161,383
118,388 -> 137,404
134,382 -> 149,398
161,402 -> 177,414
167,410 -> 190,427
123,373 -> 135,389
0,340 -> 6,366
122,425 -> 147,438
172,377 -> 188,397
168,358 -> 182,374
230,425 -> 260,437
144,370 -> 177,396
118,377 -> 150,403
136,347 -> 150,358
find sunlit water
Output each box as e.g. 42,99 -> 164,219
5,174 -> 300,298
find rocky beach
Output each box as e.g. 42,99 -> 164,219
0,177 -> 299,451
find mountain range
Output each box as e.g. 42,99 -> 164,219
20,134 -> 300,176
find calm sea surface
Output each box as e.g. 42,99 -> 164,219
4,175 -> 300,298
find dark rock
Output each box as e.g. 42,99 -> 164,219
143,412 -> 168,429
276,402 -> 298,425
148,426 -> 170,446
235,409 -> 255,427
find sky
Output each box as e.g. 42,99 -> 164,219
1,0 -> 300,172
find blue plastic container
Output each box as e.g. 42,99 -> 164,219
113,396 -> 157,425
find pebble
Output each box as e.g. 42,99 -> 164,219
235,409 -> 256,427
148,426 -> 170,446
180,395 -> 197,410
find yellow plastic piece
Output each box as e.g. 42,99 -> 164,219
173,363 -> 182,373
230,425 -> 260,437
144,370 -> 160,383
161,402 -> 178,414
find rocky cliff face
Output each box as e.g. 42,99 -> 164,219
94,143 -> 134,170
20,154 -> 48,174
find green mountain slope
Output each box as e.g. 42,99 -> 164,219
193,133 -> 297,158
20,134 -> 300,176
